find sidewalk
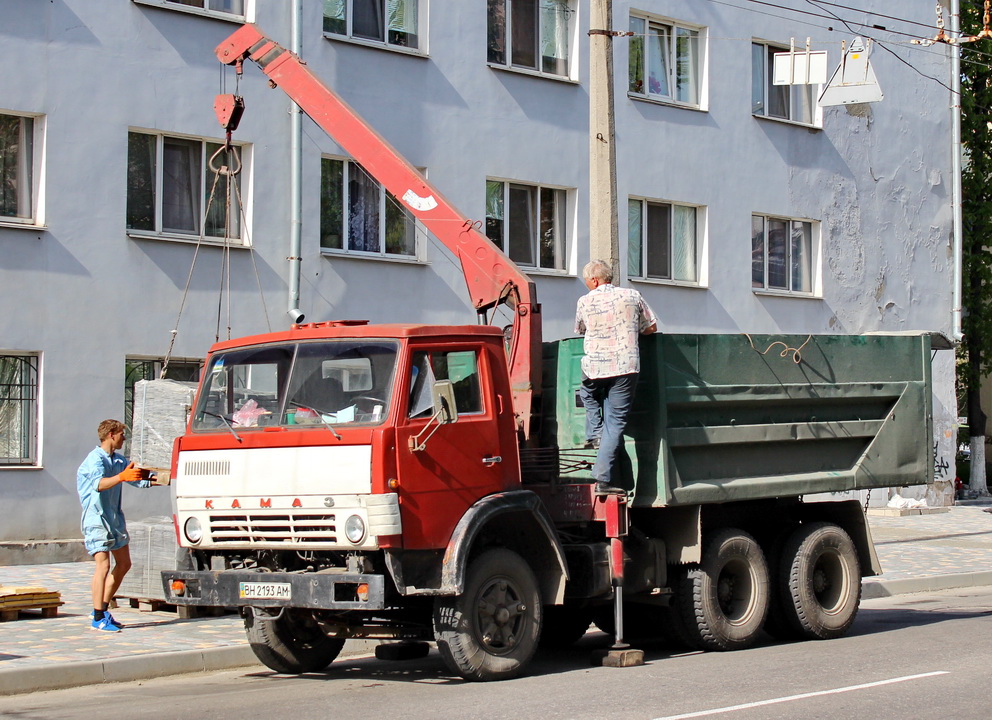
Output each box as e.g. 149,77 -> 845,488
1,505 -> 990,696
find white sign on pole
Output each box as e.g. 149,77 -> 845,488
773,50 -> 829,85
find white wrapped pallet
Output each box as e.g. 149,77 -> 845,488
131,379 -> 197,470
117,517 -> 193,601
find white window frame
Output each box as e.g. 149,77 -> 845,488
752,40 -> 821,128
320,156 -> 424,261
627,197 -> 705,287
487,0 -> 578,81
485,178 -> 569,274
132,0 -> 249,22
0,353 -> 40,468
323,0 -> 428,55
627,13 -> 705,110
126,129 -> 249,246
751,214 -> 819,297
0,111 -> 46,230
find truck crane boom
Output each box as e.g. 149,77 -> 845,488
214,24 -> 542,441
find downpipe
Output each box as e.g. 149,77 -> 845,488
288,0 -> 305,325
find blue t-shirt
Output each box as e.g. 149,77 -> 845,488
76,446 -> 150,552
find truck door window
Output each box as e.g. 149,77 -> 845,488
408,349 -> 482,418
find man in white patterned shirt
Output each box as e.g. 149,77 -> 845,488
574,259 -> 657,494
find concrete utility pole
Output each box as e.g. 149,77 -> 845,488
589,0 -> 620,279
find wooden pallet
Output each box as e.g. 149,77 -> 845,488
0,585 -> 63,622
117,596 -> 231,619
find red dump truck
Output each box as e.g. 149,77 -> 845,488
162,25 -> 939,681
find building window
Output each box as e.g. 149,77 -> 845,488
488,0 -> 574,78
0,113 -> 39,225
752,42 -> 815,125
0,354 -> 39,466
752,215 -> 815,294
320,157 -> 418,258
628,15 -> 701,107
124,358 -> 201,453
627,199 -> 699,283
134,1 -> 245,19
323,0 -> 422,50
127,131 -> 244,242
486,180 -> 566,271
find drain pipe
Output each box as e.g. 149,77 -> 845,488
287,0 -> 305,325
951,0 -> 963,341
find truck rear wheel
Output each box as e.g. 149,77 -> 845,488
679,529 -> 770,651
244,608 -> 345,674
433,548 -> 541,681
779,522 -> 861,640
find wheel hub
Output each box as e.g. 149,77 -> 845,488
476,579 -> 526,654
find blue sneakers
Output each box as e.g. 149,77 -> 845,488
91,614 -> 123,633
90,610 -> 125,628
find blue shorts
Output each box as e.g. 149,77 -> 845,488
83,522 -> 129,555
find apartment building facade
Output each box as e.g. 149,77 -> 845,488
0,1 -> 959,552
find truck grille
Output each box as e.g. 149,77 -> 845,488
208,512 -> 337,545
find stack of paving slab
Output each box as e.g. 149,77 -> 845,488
130,378 -> 198,472
0,585 -> 63,621
116,517 -> 194,605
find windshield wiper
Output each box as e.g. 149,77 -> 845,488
289,402 -> 342,440
201,411 -> 243,443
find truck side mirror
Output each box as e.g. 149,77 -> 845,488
431,380 -> 458,424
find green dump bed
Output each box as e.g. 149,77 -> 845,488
541,333 -> 935,508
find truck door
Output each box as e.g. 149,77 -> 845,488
395,345 -> 511,548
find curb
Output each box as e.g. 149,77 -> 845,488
862,570 -> 992,599
0,640 -> 379,697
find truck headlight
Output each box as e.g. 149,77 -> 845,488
184,517 -> 203,544
344,514 -> 366,544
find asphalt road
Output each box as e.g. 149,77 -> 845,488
5,586 -> 991,720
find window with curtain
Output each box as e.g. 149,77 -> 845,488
752,42 -> 816,125
0,113 -> 36,223
486,179 -> 566,271
127,131 -> 245,242
628,199 -> 699,283
0,354 -> 39,466
324,0 -> 421,49
321,157 -> 417,258
751,214 -> 815,293
628,14 -> 702,106
488,0 -> 574,78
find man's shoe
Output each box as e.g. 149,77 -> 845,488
595,482 -> 625,495
584,438 -> 600,449
91,610 -> 124,628
91,616 -> 123,633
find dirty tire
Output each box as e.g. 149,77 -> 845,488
540,604 -> 593,648
780,522 -> 861,640
658,566 -> 699,650
244,609 -> 345,674
761,527 -> 803,641
679,529 -> 770,651
433,548 -> 542,681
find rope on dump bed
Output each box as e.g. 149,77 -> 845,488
743,333 -> 812,364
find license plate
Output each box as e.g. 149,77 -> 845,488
239,582 -> 292,600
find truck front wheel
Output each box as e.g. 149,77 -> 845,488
433,548 -> 542,681
244,608 -> 345,674
779,522 -> 861,640
679,529 -> 770,651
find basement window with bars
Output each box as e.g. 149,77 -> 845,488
126,130 -> 246,244
0,354 -> 39,466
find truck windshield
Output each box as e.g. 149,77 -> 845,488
191,339 -> 399,431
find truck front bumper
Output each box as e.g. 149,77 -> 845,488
161,569 -> 386,610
